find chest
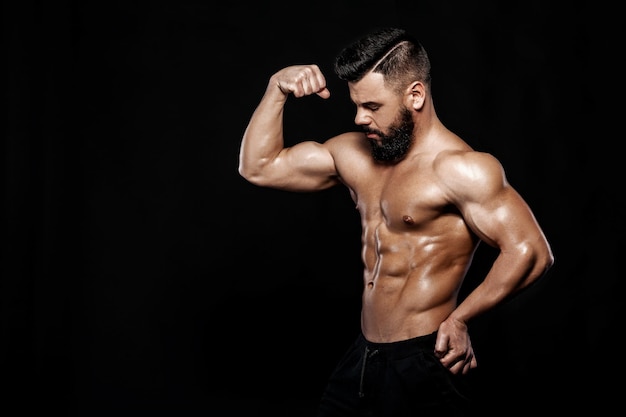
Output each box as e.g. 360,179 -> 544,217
350,167 -> 453,231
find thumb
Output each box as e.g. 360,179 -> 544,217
316,87 -> 331,99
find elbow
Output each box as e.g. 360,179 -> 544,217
543,249 -> 555,274
526,242 -> 555,286
238,163 -> 251,182
524,250 -> 554,294
238,154 -> 261,185
538,240 -> 555,276
238,163 -> 272,187
238,165 -> 261,186
238,149 -> 279,187
511,240 -> 554,291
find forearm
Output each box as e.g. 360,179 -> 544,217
238,79 -> 288,184
447,243 -> 553,325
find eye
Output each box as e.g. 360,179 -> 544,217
365,104 -> 380,111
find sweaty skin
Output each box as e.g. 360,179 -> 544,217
239,64 -> 554,375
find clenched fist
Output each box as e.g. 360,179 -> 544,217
271,64 -> 331,99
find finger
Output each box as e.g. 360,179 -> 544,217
457,358 -> 473,375
439,351 -> 458,369
293,77 -> 327,98
434,333 -> 449,358
447,360 -> 463,375
305,73 -> 328,97
455,353 -> 477,375
316,87 -> 331,99
291,80 -> 307,98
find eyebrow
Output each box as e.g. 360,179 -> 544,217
358,100 -> 382,108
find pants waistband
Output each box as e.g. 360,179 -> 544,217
359,331 -> 437,359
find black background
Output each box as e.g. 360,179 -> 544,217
3,1 -> 623,415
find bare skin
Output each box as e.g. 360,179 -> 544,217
239,64 -> 554,375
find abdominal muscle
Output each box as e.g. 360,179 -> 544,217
360,223 -> 477,343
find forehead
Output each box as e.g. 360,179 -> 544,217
348,71 -> 397,104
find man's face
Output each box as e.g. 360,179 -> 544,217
348,72 -> 415,163
364,106 -> 414,163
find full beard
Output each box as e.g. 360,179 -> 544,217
365,107 -> 415,163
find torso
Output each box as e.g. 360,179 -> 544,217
331,132 -> 480,343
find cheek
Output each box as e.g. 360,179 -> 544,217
377,112 -> 399,130
375,115 -> 398,134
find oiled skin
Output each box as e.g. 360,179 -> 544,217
238,64 -> 554,374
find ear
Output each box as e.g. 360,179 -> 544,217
406,81 -> 426,110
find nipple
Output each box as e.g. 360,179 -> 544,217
403,215 -> 415,225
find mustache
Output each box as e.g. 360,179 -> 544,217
363,126 -> 384,137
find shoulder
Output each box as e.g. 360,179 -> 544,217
324,131 -> 370,158
322,132 -> 373,185
324,131 -> 367,147
433,150 -> 508,201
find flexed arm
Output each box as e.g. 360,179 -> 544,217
238,65 -> 339,192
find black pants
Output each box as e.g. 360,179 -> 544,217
316,332 -> 473,417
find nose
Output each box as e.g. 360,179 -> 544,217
354,109 -> 369,127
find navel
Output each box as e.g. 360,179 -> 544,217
402,215 -> 415,225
